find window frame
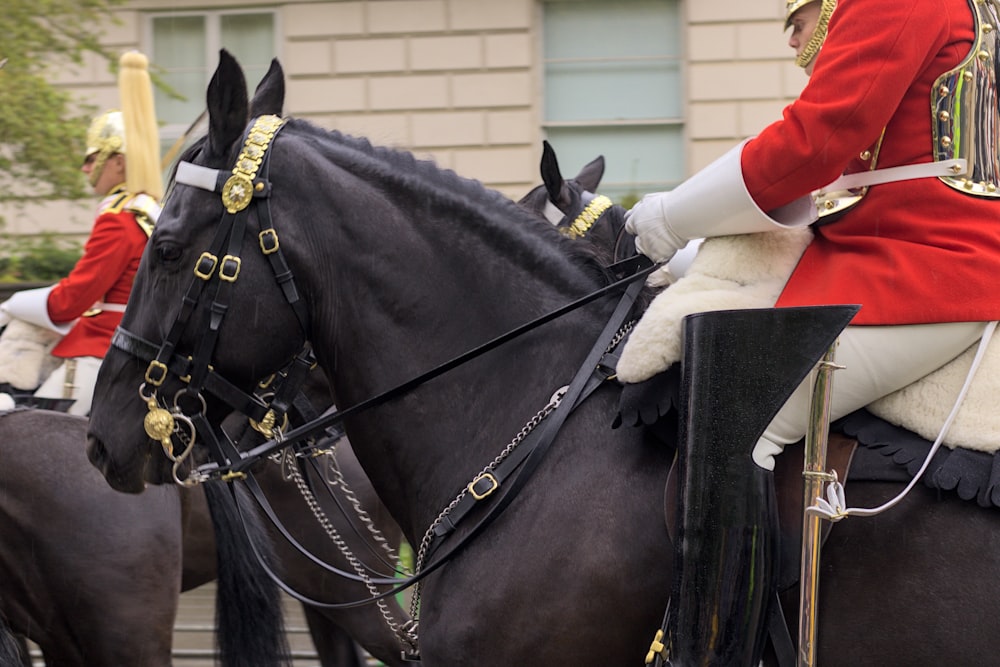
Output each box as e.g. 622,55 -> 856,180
142,8 -> 280,150
539,0 -> 687,198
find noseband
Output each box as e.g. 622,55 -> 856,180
112,114 -> 313,481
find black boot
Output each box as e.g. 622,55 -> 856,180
665,305 -> 857,666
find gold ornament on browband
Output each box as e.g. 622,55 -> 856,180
222,114 -> 284,214
560,195 -> 613,239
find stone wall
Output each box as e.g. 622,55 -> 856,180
1,0 -> 806,240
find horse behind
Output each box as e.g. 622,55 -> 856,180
87,51 -> 1000,666
0,408 -> 191,665
0,406 -> 410,666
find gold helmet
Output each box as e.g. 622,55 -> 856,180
84,110 -> 125,188
85,51 -> 163,199
785,0 -> 837,69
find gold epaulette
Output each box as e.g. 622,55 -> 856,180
100,190 -> 131,215
124,193 -> 161,238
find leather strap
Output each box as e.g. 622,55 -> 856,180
427,275 -> 643,557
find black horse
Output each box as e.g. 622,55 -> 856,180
86,52 -> 1000,666
0,406 -> 409,666
518,140 -> 634,266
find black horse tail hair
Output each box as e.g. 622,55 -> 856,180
203,479 -> 292,667
0,615 -> 28,667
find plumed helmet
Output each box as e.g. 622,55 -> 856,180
785,0 -> 837,69
84,110 -> 125,186
84,52 -> 163,199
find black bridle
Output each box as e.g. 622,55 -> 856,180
107,114 -> 658,624
113,114 -> 313,473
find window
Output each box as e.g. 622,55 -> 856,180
543,0 -> 682,203
147,11 -> 277,163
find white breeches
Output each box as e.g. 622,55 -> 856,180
753,321 -> 987,470
35,356 -> 102,416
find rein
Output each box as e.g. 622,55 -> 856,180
111,114 -> 658,647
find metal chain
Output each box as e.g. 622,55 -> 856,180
313,443 -> 404,569
407,385 -> 568,624
405,322 -> 633,635
270,449 -> 419,652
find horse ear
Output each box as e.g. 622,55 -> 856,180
249,58 -> 285,118
205,49 -> 249,159
574,155 -> 605,193
540,140 -> 566,204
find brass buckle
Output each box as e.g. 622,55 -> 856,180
178,356 -> 211,384
468,472 -> 499,500
194,252 -> 217,280
144,360 -> 168,387
259,229 -> 279,255
219,255 -> 241,282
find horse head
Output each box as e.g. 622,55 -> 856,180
518,141 -> 634,265
518,140 -> 605,226
88,50 -> 620,543
88,50 -> 309,492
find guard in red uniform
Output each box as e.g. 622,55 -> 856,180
0,51 -> 162,415
625,0 -> 1000,663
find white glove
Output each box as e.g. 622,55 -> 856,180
624,191 -> 687,263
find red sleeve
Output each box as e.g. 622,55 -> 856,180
742,0 -> 957,211
47,210 -> 139,323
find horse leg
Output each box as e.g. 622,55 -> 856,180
180,485 -> 218,591
302,606 -> 364,667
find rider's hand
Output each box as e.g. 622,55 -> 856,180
624,191 -> 686,263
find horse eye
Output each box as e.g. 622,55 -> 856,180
155,243 -> 184,264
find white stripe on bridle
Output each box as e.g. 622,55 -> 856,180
175,161 -> 221,192
543,198 -> 564,226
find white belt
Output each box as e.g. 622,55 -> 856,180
84,302 -> 127,316
819,158 -> 967,193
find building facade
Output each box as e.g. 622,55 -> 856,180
4,0 -> 805,240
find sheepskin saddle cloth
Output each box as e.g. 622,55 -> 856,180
616,229 -> 1000,453
0,319 -> 62,391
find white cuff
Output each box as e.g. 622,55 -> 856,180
663,139 -> 817,240
2,286 -> 73,335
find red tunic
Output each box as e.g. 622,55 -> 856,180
744,0 -> 1000,325
47,187 -> 150,358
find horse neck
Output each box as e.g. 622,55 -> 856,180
290,165 -> 611,540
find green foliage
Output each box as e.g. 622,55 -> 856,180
0,234 -> 82,282
0,0 -> 127,205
